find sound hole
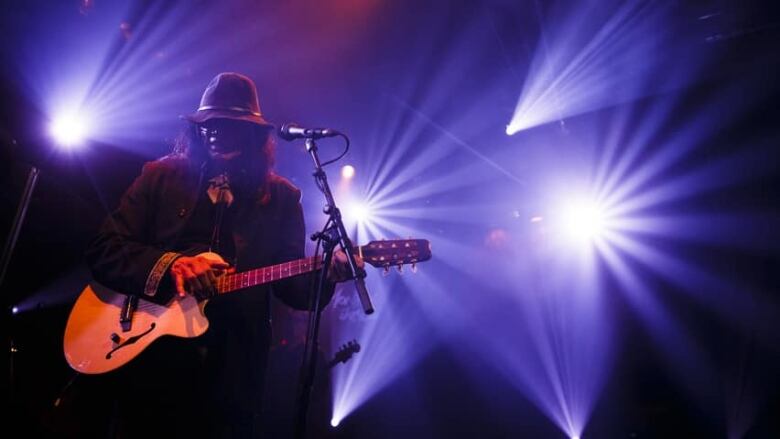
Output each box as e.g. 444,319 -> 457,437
105,323 -> 156,359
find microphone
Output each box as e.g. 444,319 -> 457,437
278,122 -> 340,141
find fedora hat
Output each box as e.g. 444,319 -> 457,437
183,72 -> 273,128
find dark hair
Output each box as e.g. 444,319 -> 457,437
172,121 -> 276,177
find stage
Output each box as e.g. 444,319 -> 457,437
2,1 -> 780,437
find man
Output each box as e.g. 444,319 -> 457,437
84,72 -> 356,437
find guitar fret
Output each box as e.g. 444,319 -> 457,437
217,254 -> 331,294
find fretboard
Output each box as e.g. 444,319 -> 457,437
215,256 -> 324,294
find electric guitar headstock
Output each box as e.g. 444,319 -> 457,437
328,339 -> 361,369
359,238 -> 431,274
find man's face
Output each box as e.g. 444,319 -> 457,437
199,118 -> 257,160
199,118 -> 270,187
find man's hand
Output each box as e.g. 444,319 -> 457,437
327,250 -> 364,283
169,253 -> 230,300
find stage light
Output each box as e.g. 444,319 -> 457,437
341,165 -> 355,180
11,306 -> 19,315
506,2 -> 700,134
49,111 -> 91,148
558,198 -> 608,243
330,417 -> 340,427
346,201 -> 373,225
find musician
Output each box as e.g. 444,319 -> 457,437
84,72 -> 358,437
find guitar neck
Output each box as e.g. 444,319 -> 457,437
211,238 -> 431,295
215,255 -> 324,295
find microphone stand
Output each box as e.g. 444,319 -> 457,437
1,165 -> 40,406
293,137 -> 373,439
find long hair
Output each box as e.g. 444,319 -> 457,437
172,120 -> 276,179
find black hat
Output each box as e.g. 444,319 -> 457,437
183,72 -> 272,128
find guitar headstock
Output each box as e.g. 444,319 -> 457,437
360,239 -> 432,270
333,339 -> 361,364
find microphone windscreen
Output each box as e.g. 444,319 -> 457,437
278,122 -> 300,141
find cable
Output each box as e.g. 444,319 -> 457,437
319,133 -> 350,167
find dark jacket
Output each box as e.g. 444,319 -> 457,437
85,154 -> 322,309
84,154 -> 330,433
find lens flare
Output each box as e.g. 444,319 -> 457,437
342,165 -> 356,180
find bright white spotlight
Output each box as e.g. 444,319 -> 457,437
50,112 -> 91,147
560,198 -> 607,242
341,165 -> 355,180
11,306 -> 19,315
330,418 -> 340,427
346,201 -> 373,225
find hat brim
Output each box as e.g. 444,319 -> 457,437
182,109 -> 274,129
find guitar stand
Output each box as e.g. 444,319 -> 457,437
293,137 -> 374,439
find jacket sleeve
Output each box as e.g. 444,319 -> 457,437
84,162 -> 181,303
270,186 -> 335,311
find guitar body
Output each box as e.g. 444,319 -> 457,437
63,283 -> 209,374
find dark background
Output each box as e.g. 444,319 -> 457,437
2,1 -> 780,437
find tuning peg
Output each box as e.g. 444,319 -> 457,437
397,264 -> 403,274
383,266 -> 390,276
411,262 -> 417,273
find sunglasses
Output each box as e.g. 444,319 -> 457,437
198,119 -> 262,153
